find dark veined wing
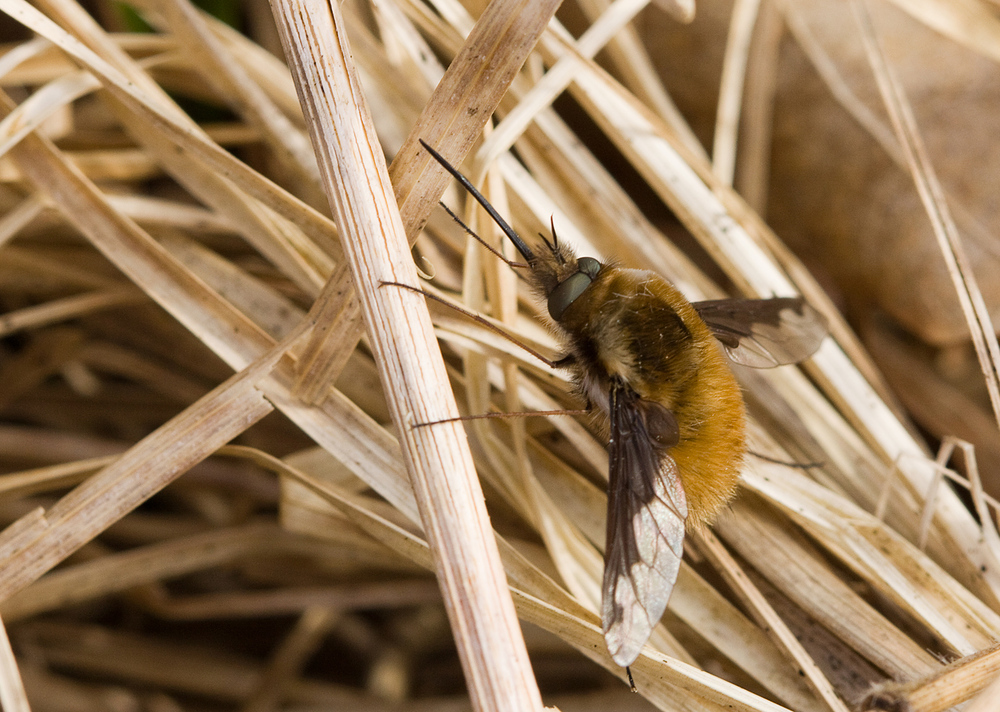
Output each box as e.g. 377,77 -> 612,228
694,296 -> 828,368
602,379 -> 687,667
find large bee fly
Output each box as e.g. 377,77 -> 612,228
417,140 -> 828,669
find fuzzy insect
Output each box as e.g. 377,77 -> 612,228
419,140 -> 828,668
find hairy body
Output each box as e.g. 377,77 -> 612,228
556,267 -> 746,527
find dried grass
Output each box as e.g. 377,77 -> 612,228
0,0 -> 998,711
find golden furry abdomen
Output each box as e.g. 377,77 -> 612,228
666,327 -> 745,527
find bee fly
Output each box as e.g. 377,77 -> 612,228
417,140 -> 828,669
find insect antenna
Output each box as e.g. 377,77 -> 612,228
436,200 -> 529,270
543,215 -> 567,265
419,140 -> 536,264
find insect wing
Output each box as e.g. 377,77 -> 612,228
602,380 -> 688,667
694,297 -> 828,368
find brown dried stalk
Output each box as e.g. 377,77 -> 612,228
862,642 -> 1000,712
267,1 -> 544,709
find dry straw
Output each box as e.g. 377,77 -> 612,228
0,0 -> 998,711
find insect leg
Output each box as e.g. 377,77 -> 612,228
379,280 -> 562,369
437,200 -> 528,270
748,450 -> 824,469
414,408 -> 590,428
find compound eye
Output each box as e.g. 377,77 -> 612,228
547,272 -> 591,321
548,257 -> 602,321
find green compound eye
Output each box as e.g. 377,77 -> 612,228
548,257 -> 602,321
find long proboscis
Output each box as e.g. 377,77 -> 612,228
419,140 -> 536,264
